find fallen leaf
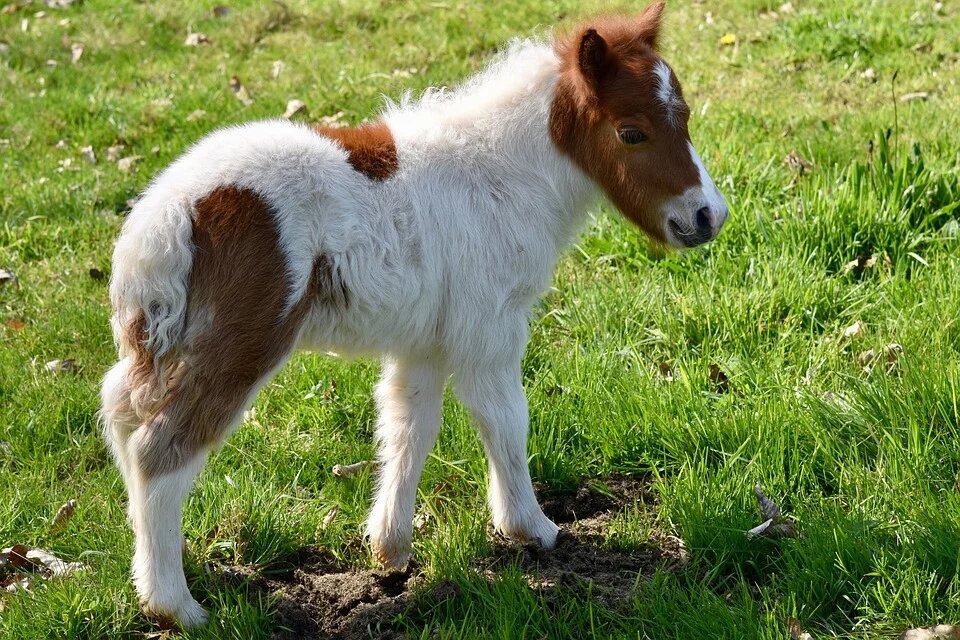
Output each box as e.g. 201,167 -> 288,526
316,110 -> 346,128
901,625 -> 960,640
0,268 -> 15,285
843,320 -> 865,338
80,145 -> 95,164
49,499 -> 77,535
271,60 -> 284,80
900,92 -> 929,102
413,512 -> 431,533
1,4 -> 22,14
213,5 -> 231,17
843,254 -> 878,274
332,460 -> 374,478
720,33 -> 737,46
747,484 -> 798,539
322,504 -> 339,527
282,98 -> 307,119
857,348 -> 876,368
105,144 -> 125,162
183,31 -> 209,46
117,156 -> 142,173
788,617 -> 813,640
755,483 -> 781,520
5,319 -> 25,330
883,343 -> 903,373
186,109 -> 206,121
229,75 -> 253,105
24,547 -> 85,577
657,361 -> 675,381
4,545 -> 31,570
70,42 -> 83,63
784,150 -> 813,176
709,363 -> 730,393
45,359 -> 81,375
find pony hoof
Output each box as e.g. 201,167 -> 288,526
372,539 -> 411,570
143,596 -> 209,630
500,514 -> 559,550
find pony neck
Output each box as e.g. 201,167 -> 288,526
384,39 -> 599,246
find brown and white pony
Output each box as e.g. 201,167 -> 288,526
101,3 -> 727,627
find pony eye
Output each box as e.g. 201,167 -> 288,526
618,128 -> 648,145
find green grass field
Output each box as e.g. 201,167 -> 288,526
2,0 -> 960,638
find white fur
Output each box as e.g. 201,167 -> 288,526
105,37 -> 725,627
654,60 -> 674,110
688,141 -> 728,224
129,450 -> 210,628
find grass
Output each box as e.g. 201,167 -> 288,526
1,0 -> 960,638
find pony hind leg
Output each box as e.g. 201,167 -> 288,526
118,185 -> 320,628
126,335 -> 298,628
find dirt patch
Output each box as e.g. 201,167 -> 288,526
487,475 -> 684,608
537,473 -> 656,523
245,474 -> 679,638
247,549 -> 415,640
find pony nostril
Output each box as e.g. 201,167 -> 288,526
694,206 -> 712,233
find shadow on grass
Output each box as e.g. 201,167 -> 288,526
204,474 -> 695,639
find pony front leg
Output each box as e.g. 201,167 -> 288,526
367,356 -> 446,568
454,364 -> 559,549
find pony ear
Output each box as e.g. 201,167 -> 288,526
577,28 -> 611,86
638,1 -> 666,48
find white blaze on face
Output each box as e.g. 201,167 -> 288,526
661,143 -> 729,248
653,60 -> 678,126
688,142 -> 728,227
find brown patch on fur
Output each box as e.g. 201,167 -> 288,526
124,311 -> 154,403
315,253 -> 350,309
312,122 -> 399,181
549,4 -> 700,242
132,187 -> 318,477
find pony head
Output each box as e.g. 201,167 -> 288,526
551,3 -> 728,247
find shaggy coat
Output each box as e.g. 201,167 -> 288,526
101,3 -> 727,627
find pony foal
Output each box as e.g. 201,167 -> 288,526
101,3 -> 728,627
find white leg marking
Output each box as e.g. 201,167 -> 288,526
367,356 -> 447,568
130,450 -> 210,628
454,364 -> 558,548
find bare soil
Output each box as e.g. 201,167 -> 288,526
252,474 -> 683,639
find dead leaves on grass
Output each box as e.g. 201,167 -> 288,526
784,150 -> 813,177
857,343 -> 902,374
332,460 -> 374,478
229,75 -> 253,106
746,484 -> 797,540
44,358 -> 81,375
282,98 -> 307,119
49,499 -> 77,535
183,31 -> 210,47
1,544 -> 87,601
